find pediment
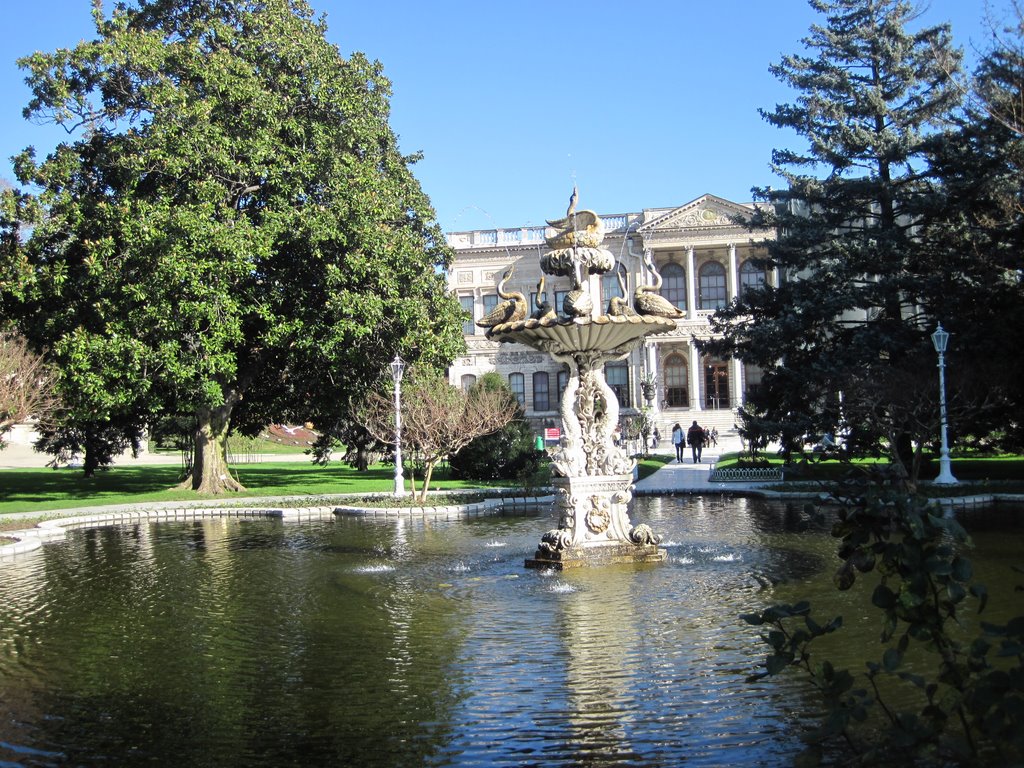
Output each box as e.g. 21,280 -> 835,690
638,194 -> 755,234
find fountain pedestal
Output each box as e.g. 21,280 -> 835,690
489,314 -> 675,570
524,474 -> 666,569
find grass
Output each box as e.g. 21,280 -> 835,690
0,451 -> 675,523
0,461 -> 516,518
637,454 -> 674,480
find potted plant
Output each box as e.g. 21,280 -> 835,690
640,372 -> 657,405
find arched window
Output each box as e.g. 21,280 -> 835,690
664,354 -> 689,408
739,259 -> 767,297
508,373 -> 525,407
460,374 -> 477,392
698,261 -> 727,310
556,369 -> 568,405
660,262 -> 687,310
533,371 -> 550,412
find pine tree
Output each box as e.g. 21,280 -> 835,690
704,0 -> 964,480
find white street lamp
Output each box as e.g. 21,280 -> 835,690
930,324 -> 958,485
389,354 -> 407,497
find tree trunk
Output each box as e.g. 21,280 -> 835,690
178,400 -> 245,493
417,459 -> 439,502
82,427 -> 103,478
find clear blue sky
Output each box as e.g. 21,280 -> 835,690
0,0 -> 998,233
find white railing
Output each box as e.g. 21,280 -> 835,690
450,215 -> 639,249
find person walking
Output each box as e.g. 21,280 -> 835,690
687,420 -> 706,463
671,422 -> 684,462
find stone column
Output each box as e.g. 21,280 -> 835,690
689,339 -> 702,411
731,357 -> 744,410
646,342 -> 660,415
686,246 -> 697,319
728,243 -> 739,301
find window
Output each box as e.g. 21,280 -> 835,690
705,361 -> 730,409
533,371 -> 550,412
698,261 -> 727,310
459,295 -> 475,335
606,364 -> 629,406
554,290 -> 569,316
744,363 -> 763,402
508,373 -> 525,407
557,369 -> 568,405
740,259 -> 767,297
660,262 -> 687,310
482,294 -> 498,317
602,271 -> 624,305
460,374 -> 477,392
664,354 -> 689,407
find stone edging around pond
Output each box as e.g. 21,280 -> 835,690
0,494 -> 555,563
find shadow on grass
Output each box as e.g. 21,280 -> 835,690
0,461 -> 514,516
1,465 -> 187,506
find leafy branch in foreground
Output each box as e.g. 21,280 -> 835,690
742,489 -> 1024,766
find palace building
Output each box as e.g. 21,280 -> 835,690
445,193 -> 777,439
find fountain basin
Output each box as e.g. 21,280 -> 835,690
0,496 -> 1021,766
488,313 -> 676,355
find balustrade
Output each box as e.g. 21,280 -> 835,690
707,466 -> 784,482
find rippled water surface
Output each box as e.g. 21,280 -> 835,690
0,496 -> 1021,767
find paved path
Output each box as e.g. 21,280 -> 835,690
635,433 -> 770,495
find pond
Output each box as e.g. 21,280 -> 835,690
0,496 -> 1020,767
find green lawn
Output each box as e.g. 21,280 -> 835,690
0,452 -> 675,521
0,461 -> 515,518
637,454 -> 674,480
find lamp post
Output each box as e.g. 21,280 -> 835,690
930,324 -> 958,485
389,354 -> 407,497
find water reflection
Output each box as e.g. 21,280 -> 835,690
0,497 -> 1020,767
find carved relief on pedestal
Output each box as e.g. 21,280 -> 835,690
584,495 -> 611,535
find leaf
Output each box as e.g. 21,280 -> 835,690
951,556 -> 973,582
970,583 -> 989,614
872,584 -> 897,610
766,652 -> 793,675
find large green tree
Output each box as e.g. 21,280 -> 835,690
6,0 -> 464,491
704,0 -> 964,481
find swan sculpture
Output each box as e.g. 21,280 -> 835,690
531,275 -> 557,321
477,265 -> 528,329
563,278 -> 593,318
607,262 -> 638,317
634,253 -> 685,319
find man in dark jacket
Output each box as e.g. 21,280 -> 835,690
687,420 -> 705,463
